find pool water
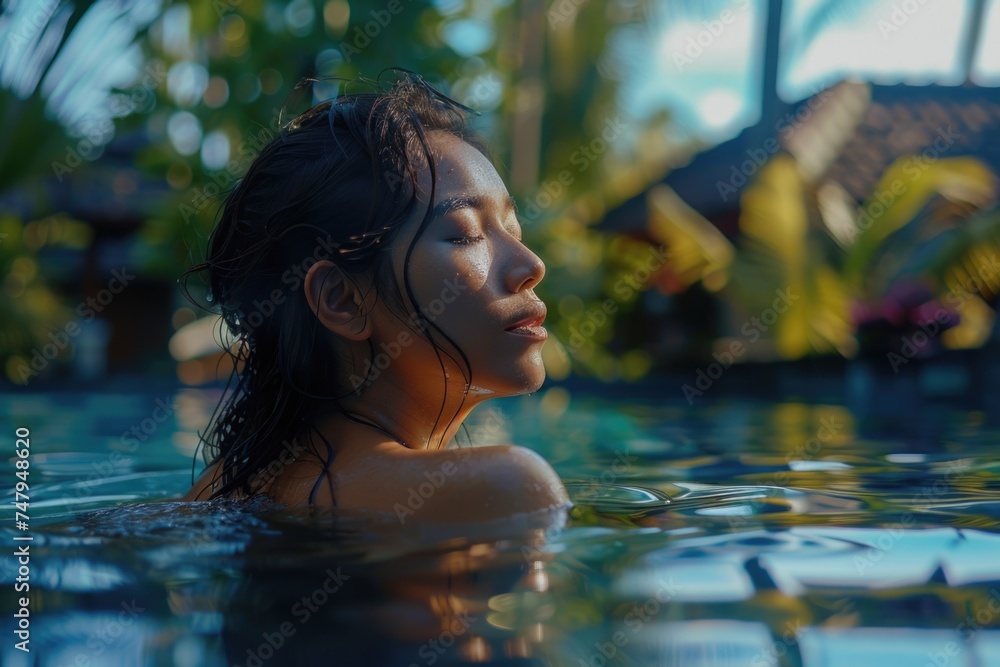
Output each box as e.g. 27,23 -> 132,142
2,387 -> 1000,666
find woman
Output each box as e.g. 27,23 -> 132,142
180,71 -> 570,523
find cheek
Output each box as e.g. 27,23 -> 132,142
460,244 -> 491,288
413,244 -> 491,296
447,248 -> 492,335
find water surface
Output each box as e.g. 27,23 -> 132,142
1,388 -> 999,666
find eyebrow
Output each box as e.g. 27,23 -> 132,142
432,193 -> 519,219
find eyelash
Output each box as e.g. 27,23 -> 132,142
449,235 -> 486,246
447,217 -> 524,246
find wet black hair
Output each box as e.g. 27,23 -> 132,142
180,69 -> 489,503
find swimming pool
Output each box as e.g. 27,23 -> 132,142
2,385 -> 999,666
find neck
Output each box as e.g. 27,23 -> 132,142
317,368 -> 498,453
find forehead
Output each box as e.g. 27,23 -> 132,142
420,131 -> 504,199
388,131 -> 510,259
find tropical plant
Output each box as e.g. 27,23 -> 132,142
1,0 -> 676,383
612,0 -> 1000,363
645,149 -> 1000,360
0,0 -> 160,382
134,0 -> 665,381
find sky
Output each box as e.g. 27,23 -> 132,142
622,0 -> 1000,145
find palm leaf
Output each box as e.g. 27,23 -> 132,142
729,154 -> 853,357
0,0 -> 161,380
646,183 -> 735,292
916,207 -> 1000,306
0,0 -> 161,196
842,156 -> 997,294
791,0 -> 882,56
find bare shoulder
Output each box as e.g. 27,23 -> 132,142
394,444 -> 570,522
181,456 -> 323,504
180,443 -> 570,523
180,459 -> 225,501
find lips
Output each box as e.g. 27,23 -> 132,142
504,301 -> 549,340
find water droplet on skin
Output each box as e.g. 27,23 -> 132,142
206,291 -> 214,303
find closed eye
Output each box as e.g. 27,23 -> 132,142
449,235 -> 486,246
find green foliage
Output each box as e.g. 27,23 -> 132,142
0,0 -> 156,380
140,0 -> 660,378
2,0 -> 666,380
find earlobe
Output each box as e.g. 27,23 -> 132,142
304,261 -> 373,340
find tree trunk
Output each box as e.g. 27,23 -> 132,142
962,0 -> 987,84
759,0 -> 784,128
509,0 -> 546,194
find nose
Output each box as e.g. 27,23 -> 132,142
505,239 -> 546,293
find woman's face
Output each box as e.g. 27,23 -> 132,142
372,130 -> 549,397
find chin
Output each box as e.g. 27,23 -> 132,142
493,363 -> 547,396
521,353 -> 548,391
524,374 -> 546,394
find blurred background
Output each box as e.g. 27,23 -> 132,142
8,5 -> 1000,664
4,0 -> 1000,424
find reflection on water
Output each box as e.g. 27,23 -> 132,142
1,389 -> 999,666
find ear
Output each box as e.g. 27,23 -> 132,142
303,261 -> 373,341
